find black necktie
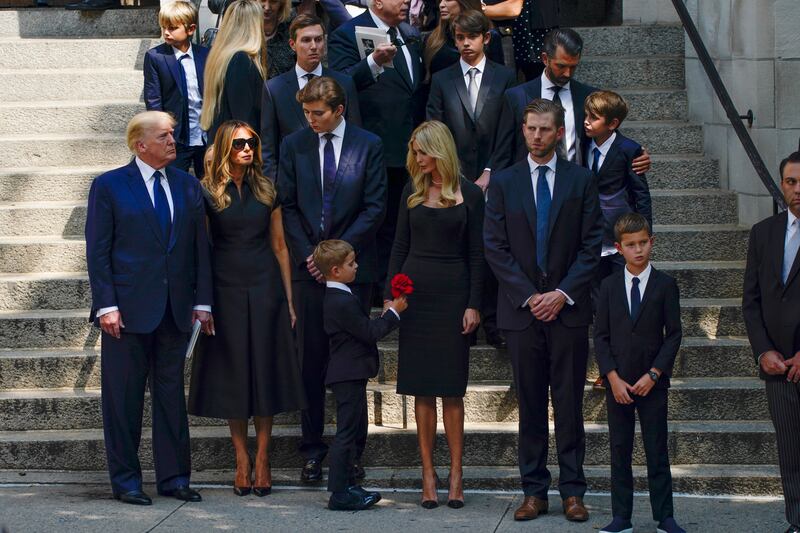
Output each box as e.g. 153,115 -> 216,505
388,27 -> 412,86
304,72 -> 316,82
591,147 -> 601,174
550,86 -> 567,159
630,277 -> 641,320
152,171 -> 172,241
321,133 -> 336,238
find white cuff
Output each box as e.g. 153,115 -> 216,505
388,307 -> 400,320
367,53 -> 384,79
556,289 -> 574,306
96,306 -> 119,317
522,294 -> 535,308
193,305 -> 212,313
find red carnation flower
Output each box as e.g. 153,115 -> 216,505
391,273 -> 414,299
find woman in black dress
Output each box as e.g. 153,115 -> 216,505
261,0 -> 296,79
200,0 -> 266,144
189,121 -> 305,496
423,0 -> 504,79
384,121 -> 484,509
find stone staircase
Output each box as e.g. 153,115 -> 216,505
0,9 -> 778,495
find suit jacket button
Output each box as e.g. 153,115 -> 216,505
163,278 -> 168,285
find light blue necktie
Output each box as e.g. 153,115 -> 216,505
783,219 -> 800,284
536,166 -> 551,272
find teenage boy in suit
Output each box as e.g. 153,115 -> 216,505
426,9 -> 516,349
594,213 -> 684,533
278,76 -> 387,484
314,239 -> 407,511
143,1 -> 209,178
742,152 -> 800,533
261,14 -> 362,180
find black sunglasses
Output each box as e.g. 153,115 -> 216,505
232,137 -> 258,151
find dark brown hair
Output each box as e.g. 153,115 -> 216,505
522,98 -> 565,129
452,10 -> 490,35
584,90 -> 629,127
296,76 -> 345,110
614,212 -> 652,242
779,151 -> 800,180
312,239 -> 354,277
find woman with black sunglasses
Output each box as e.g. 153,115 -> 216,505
189,120 -> 306,497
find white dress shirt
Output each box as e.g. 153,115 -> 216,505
96,157 -> 211,318
327,281 -> 400,319
541,72 -> 577,163
624,262 -> 652,313
296,62 -> 324,90
367,9 -> 414,83
524,152 -> 573,306
787,210 -> 799,254
172,44 -> 204,146
587,132 -> 618,256
318,119 -> 347,189
460,55 -> 486,92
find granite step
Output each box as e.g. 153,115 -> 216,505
0,38 -> 158,70
0,134 -> 131,169
578,25 -> 683,57
0,70 -> 143,103
579,56 -> 684,90
0,167 -> 103,203
0,101 -> 145,136
649,155 -> 720,190
652,189 -> 737,225
0,8 -> 159,39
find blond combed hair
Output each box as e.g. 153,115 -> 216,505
312,239 -> 354,278
201,120 -> 276,210
158,0 -> 198,29
406,121 -> 461,209
126,111 -> 175,153
200,0 -> 266,131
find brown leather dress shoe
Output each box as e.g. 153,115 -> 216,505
562,496 -> 589,521
513,496 -> 548,520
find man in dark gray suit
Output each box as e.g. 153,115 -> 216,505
742,152 -> 800,533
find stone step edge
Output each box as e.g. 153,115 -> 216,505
0,376 -> 766,400
0,420 -> 777,442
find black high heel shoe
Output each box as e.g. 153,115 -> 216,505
233,457 -> 252,496
253,456 -> 272,497
446,471 -> 465,509
420,472 -> 440,509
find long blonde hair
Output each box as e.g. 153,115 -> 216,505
201,121 -> 276,210
406,121 -> 461,208
200,0 -> 267,130
423,0 -> 482,80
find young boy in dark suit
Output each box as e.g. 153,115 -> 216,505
593,213 -> 684,533
143,1 -> 209,177
314,240 -> 408,511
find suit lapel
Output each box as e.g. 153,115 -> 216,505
771,212 -> 788,286
474,61 -> 494,121
124,160 -> 167,247
600,134 -> 623,174
783,214 -> 800,289
525,78 -> 542,103
165,168 -> 184,251
452,66 -> 474,122
331,125 -> 354,200
516,163 -> 538,241
547,159 -> 568,241
615,272 -> 632,324
163,48 -> 186,99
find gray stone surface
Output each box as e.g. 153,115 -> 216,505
620,89 -> 688,121
651,189 -> 737,225
0,102 -> 145,136
652,225 -> 749,262
0,8 -> 159,38
0,484 -> 787,533
0,39 -> 158,70
656,260 -> 744,299
649,155 -> 720,189
0,168 -> 99,203
0,238 -> 86,273
0,274 -> 90,310
620,122 -> 703,155
0,135 -> 131,169
579,57 -> 685,90
0,204 -> 86,237
0,71 -> 143,102
579,24 -> 684,57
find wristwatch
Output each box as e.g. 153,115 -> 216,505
648,370 -> 660,383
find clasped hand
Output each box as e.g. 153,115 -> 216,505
607,369 -> 659,405
528,291 -> 566,322
761,350 -> 800,382
306,254 -> 325,283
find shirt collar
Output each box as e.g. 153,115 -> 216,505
295,62 -> 323,79
171,44 -> 193,59
460,55 -> 487,77
369,8 -> 391,33
788,209 -> 798,230
541,70 -> 571,93
527,152 -> 558,175
134,157 -> 166,182
326,281 -> 352,294
624,262 -> 652,285
590,132 -> 616,156
318,118 -> 347,141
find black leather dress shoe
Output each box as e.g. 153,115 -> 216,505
785,526 -> 800,533
301,459 -> 323,482
65,0 -> 116,10
351,485 -> 381,502
114,489 -> 152,506
485,330 -> 507,349
328,486 -> 380,511
159,486 -> 202,502
352,462 -> 366,480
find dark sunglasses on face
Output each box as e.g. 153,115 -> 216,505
232,137 -> 258,151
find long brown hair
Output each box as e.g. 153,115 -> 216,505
201,120 -> 276,210
423,0 -> 482,80
406,121 -> 461,208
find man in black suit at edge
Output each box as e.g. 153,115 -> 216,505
742,152 -> 800,533
278,76 -> 387,485
492,28 -> 651,175
484,98 -> 602,523
261,14 -> 363,180
328,0 -> 425,298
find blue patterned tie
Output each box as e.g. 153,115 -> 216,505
630,276 -> 641,320
153,171 -> 171,241
591,147 -> 601,174
784,219 -> 800,284
321,133 -> 336,238
536,166 -> 551,272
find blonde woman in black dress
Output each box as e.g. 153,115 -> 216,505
384,120 -> 484,509
189,121 -> 305,496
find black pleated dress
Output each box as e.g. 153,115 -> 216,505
384,179 -> 484,397
188,182 -> 306,419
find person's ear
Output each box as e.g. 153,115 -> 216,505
335,104 -> 345,117
289,38 -> 297,52
186,23 -> 197,36
540,51 -> 549,65
483,32 -> 491,45
608,117 -> 621,131
614,242 -> 623,254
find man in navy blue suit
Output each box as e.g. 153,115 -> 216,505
85,111 -> 213,506
143,1 -> 209,178
328,0 -> 425,294
484,99 -> 603,523
278,76 -> 387,484
261,14 -> 362,180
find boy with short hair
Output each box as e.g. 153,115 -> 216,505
593,213 -> 684,533
144,0 -> 209,177
314,240 -> 407,511
584,90 -> 652,285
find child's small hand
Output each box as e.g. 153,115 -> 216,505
607,371 -> 634,405
630,371 -> 658,396
391,296 -> 408,314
